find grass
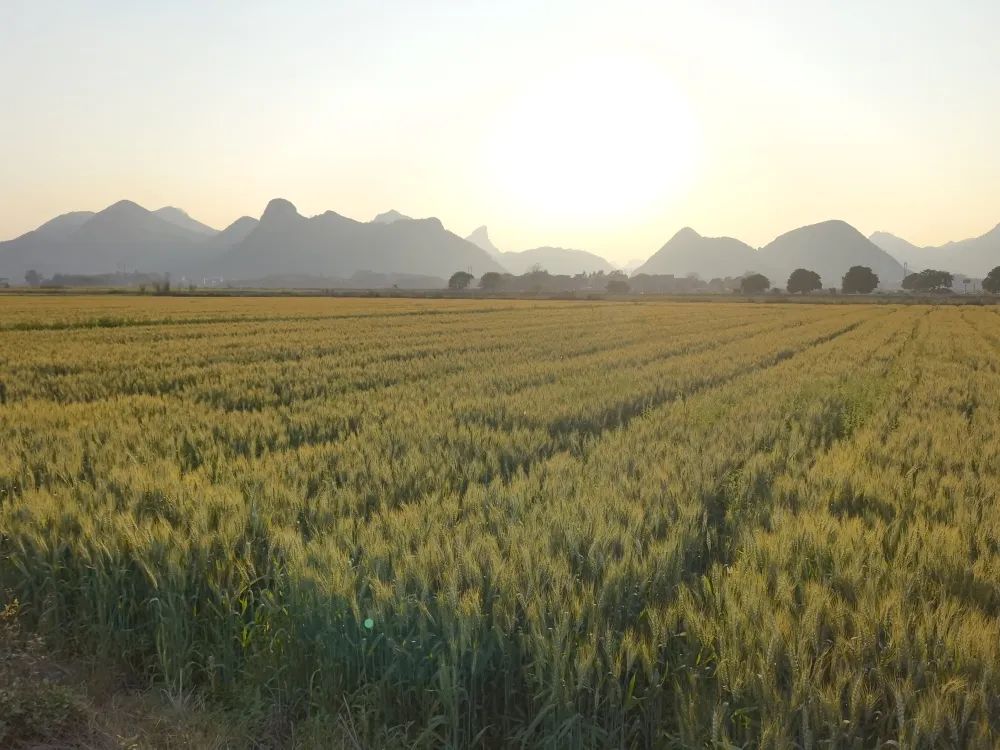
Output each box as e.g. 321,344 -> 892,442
1,295 -> 998,747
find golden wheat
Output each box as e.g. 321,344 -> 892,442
1,295 -> 997,747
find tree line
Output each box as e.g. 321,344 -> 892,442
17,263 -> 1000,296
451,265 -> 1000,295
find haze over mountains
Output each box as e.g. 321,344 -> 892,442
465,226 -> 615,275
0,201 -> 216,280
206,199 -> 503,279
869,224 -> 1000,278
0,200 -> 502,284
632,221 -> 908,287
2,198 -> 996,287
635,228 -> 763,278
761,220 -> 905,287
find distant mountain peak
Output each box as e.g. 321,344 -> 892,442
207,216 -> 259,249
261,198 -> 299,222
814,218 -> 852,229
465,225 -> 502,256
154,206 -> 218,235
101,199 -> 147,216
372,209 -> 413,224
497,245 -> 615,275
208,202 -> 504,280
869,230 -> 920,250
671,226 -> 701,241
31,211 -> 95,239
156,206 -> 192,219
760,219 -> 904,286
871,223 -> 1000,276
636,227 -> 760,278
870,230 -> 907,241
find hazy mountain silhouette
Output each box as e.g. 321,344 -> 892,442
621,258 -> 646,274
870,225 -> 1000,277
0,200 -> 211,280
868,231 -> 921,260
465,226 -> 502,257
499,247 -> 615,275
760,220 -> 904,287
1,200 -> 505,283
32,211 -> 96,240
208,198 -> 505,280
154,206 -> 218,235
634,227 -> 766,279
204,216 -> 259,250
372,209 -> 414,224
8,199 -> 986,287
465,226 -> 613,274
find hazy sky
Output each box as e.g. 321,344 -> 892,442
2,0 -> 999,262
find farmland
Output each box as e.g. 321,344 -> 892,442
1,295 -> 999,748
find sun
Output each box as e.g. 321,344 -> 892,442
487,56 -> 700,227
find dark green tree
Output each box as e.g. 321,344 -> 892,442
740,273 -> 770,295
478,271 -> 504,291
606,278 -> 630,294
25,269 -> 42,287
786,268 -> 822,294
448,271 -> 474,290
902,269 -> 953,292
841,266 -> 879,294
983,266 -> 1000,294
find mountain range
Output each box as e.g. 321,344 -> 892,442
633,220 -> 906,287
204,199 -> 503,279
2,199 -> 996,287
0,200 -> 503,283
0,201 -> 220,280
869,224 -> 1000,278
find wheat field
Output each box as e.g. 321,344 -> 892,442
1,295 -> 998,748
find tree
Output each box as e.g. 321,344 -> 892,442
25,269 -> 42,287
153,273 -> 172,295
478,271 -> 504,291
984,266 -> 1000,294
740,273 -> 770,295
935,269 -> 954,291
606,278 -> 630,294
786,268 -> 822,294
841,265 -> 879,294
448,271 -> 474,290
902,268 -> 953,293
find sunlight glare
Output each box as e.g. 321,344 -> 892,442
488,56 -> 700,227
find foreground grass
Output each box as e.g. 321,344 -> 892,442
0,600 -> 251,748
2,599 -> 408,749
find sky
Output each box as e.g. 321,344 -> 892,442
2,0 -> 999,263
